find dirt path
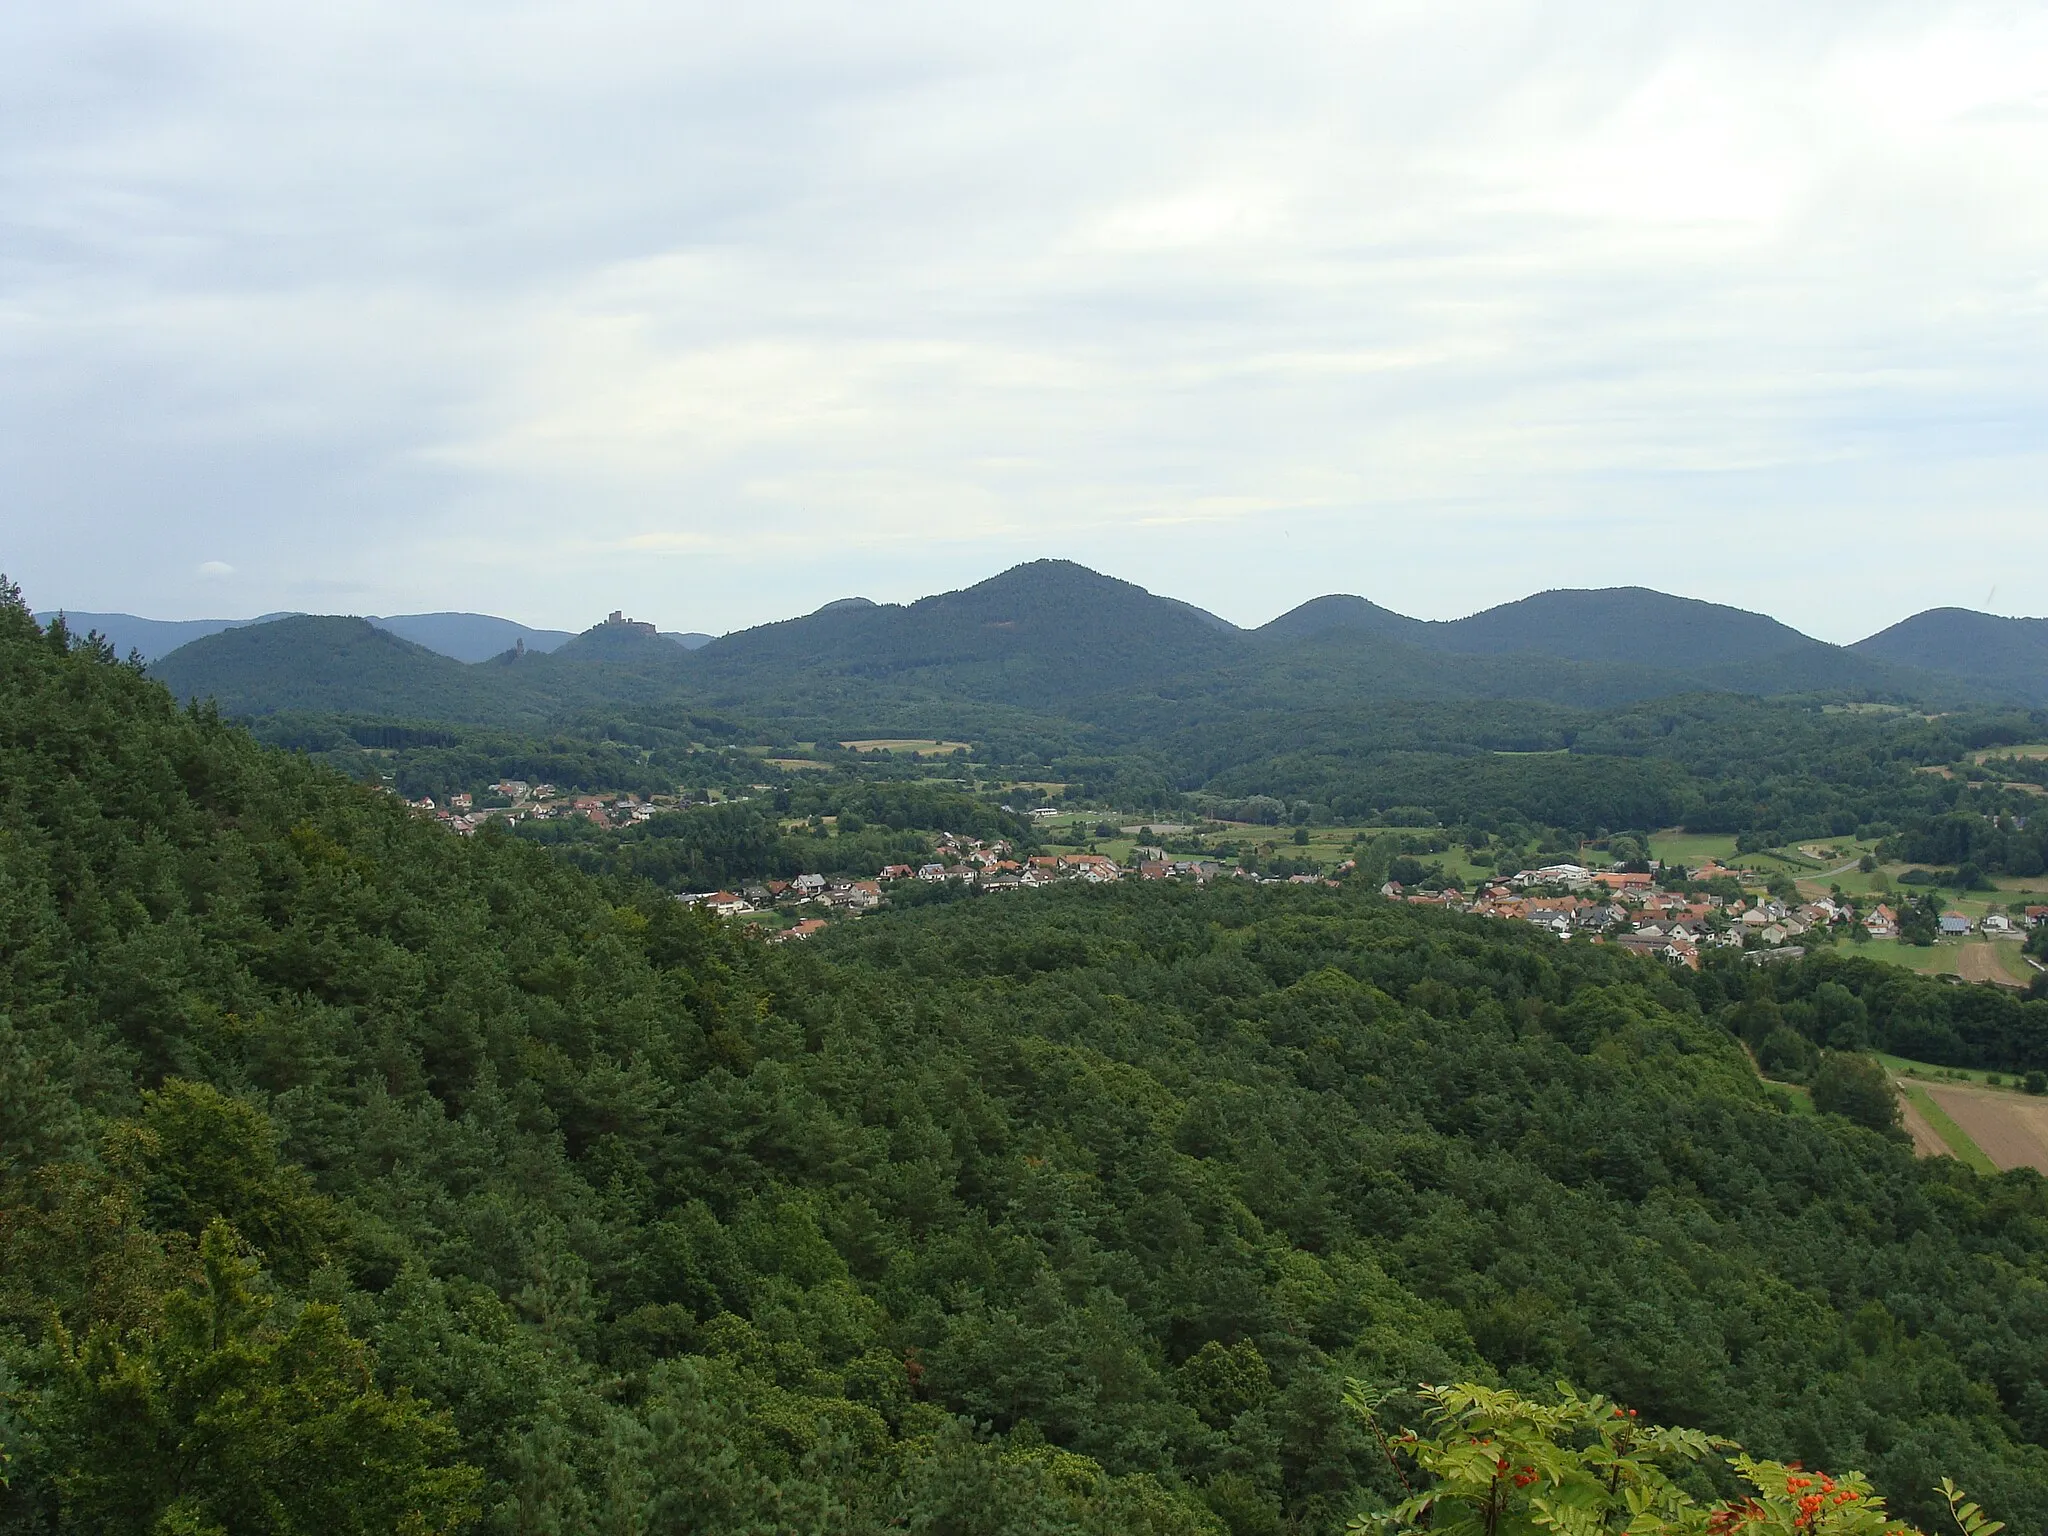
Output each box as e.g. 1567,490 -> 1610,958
1896,1089 -> 1953,1159
1956,943 -> 2010,984
1923,1082 -> 2048,1174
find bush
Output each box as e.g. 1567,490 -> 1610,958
1356,1381 -> 1997,1536
1811,1053 -> 1903,1136
2026,1072 -> 2046,1096
1757,1026 -> 1818,1083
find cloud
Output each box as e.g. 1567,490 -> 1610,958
0,2 -> 2044,639
196,560 -> 234,579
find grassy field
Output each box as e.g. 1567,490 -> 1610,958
1971,742 -> 2048,762
1876,1051 -> 2039,1091
1857,937 -> 1963,976
1647,830 -> 1743,867
840,739 -> 971,755
1896,1079 -> 2000,1173
1761,1079 -> 1815,1116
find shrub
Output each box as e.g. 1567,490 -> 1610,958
1351,1381 -> 2000,1536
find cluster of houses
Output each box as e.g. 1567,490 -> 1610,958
401,780 -> 666,836
683,833 -> 1347,942
1378,861 -> 1867,970
1377,860 -> 2048,970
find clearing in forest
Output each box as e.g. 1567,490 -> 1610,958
1955,941 -> 2025,986
1897,1084 -> 1966,1162
840,739 -> 971,754
1921,1082 -> 2048,1175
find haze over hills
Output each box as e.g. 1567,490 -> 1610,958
32,610 -> 300,661
34,607 -> 712,663
137,559 -> 2041,732
363,612 -> 577,662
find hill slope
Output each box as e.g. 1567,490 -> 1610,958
1252,586 -> 1969,706
1853,608 -> 2048,706
148,614 -> 519,721
690,558 -> 1249,710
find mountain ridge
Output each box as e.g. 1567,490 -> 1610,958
138,561 -> 2040,726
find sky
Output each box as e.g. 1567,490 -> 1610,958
3,2 -> 2045,643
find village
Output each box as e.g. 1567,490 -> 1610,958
393,787 -> 2048,963
398,779 -> 665,832
1384,862 -> 2048,970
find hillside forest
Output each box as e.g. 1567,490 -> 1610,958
7,579 -> 2048,1534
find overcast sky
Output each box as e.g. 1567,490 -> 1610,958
4,2 -> 2044,641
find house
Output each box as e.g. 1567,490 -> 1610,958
1592,870 -> 1653,891
1940,912 -> 1974,935
1982,913 -> 2013,934
1864,904 -> 1897,936
1063,854 -> 1121,881
705,892 -> 751,917
769,918 -> 829,943
793,873 -> 827,895
879,865 -> 914,881
2025,906 -> 2048,929
842,880 -> 882,910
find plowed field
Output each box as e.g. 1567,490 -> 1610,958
1923,1082 -> 2048,1175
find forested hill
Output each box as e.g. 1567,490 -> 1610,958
8,583 -> 2048,1534
1854,608 -> 2048,704
1261,585 -> 1812,664
144,561 -> 1996,735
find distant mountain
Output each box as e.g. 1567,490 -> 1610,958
149,616 -> 516,720
1262,586 -> 1810,664
662,632 -> 714,650
1426,587 -> 1809,665
142,562 -> 2020,735
366,612 -> 575,662
1258,594 -> 1425,644
549,613 -> 700,666
33,611 -> 298,661
1254,586 -> 1947,701
690,560 -> 1246,712
1852,608 -> 2048,706
36,608 -> 593,664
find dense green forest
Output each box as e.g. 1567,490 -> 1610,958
8,586 -> 2048,1533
